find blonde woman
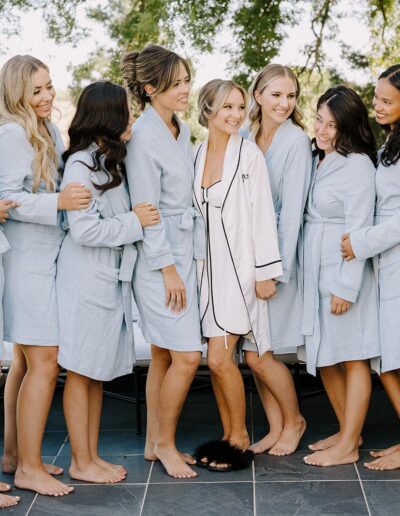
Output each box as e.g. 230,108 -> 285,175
240,64 -> 310,456
0,55 -> 91,496
122,46 -> 203,479
193,79 -> 282,471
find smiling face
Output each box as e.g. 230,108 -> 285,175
147,62 -> 191,114
314,102 -> 337,154
255,76 -> 297,126
208,87 -> 246,136
373,78 -> 400,129
29,67 -> 55,120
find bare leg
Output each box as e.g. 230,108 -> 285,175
2,344 -> 63,476
309,364 -> 348,451
153,350 -> 201,478
365,369 -> 400,468
14,345 -> 73,496
304,360 -> 371,466
64,371 -> 124,484
87,380 -> 127,475
207,336 -> 249,450
246,351 -> 305,455
210,371 -> 231,439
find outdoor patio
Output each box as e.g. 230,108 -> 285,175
0,374 -> 399,515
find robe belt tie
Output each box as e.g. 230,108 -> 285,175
117,243 -> 137,363
0,230 -> 10,254
160,207 -> 206,260
301,214 -> 345,375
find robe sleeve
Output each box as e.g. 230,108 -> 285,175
277,135 -> 311,283
331,156 -> 375,302
249,147 -> 283,281
350,211 -> 400,260
0,123 -> 59,226
125,131 -> 175,270
63,159 -> 143,247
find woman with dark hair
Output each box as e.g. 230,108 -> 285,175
122,45 -> 203,479
341,65 -> 400,470
300,85 -> 380,467
57,81 -> 159,484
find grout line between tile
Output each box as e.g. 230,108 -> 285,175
25,493 -> 38,516
252,457 -> 257,516
355,463 -> 372,516
139,460 -> 154,515
149,480 -> 254,485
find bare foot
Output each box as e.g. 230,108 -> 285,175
249,431 -> 282,454
269,418 -> 306,456
2,455 -> 63,475
370,444 -> 400,458
15,466 -> 74,496
94,456 -> 127,476
303,445 -> 359,467
229,434 -> 251,451
308,433 -> 363,451
145,443 -> 196,465
365,449 -> 400,471
154,444 -> 198,479
0,494 -> 20,508
0,483 -> 11,492
69,462 -> 125,484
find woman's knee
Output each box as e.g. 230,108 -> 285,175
207,351 -> 234,376
245,350 -> 273,375
176,352 -> 201,372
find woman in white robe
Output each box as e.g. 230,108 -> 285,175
193,79 -> 282,471
341,64 -> 400,471
57,82 -> 158,484
0,55 -> 91,497
241,64 -> 310,456
122,45 -> 202,480
300,86 -> 380,467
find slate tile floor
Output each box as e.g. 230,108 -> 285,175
0,378 -> 399,515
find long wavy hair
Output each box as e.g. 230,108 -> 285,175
315,85 -> 377,165
248,64 -> 304,138
121,45 -> 191,111
0,55 -> 58,192
378,64 -> 400,166
63,82 -> 130,193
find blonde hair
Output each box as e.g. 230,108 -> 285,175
0,55 -> 58,192
121,45 -> 191,111
198,79 -> 247,128
248,64 -> 304,137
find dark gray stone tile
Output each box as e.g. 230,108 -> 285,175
29,484 -> 145,515
52,455 -> 151,484
363,480 -> 400,516
99,396 -> 139,430
356,450 -> 400,480
142,482 -> 253,516
255,481 -> 368,515
255,451 -> 357,481
60,430 -> 145,457
150,459 -> 252,483
0,488 -> 36,515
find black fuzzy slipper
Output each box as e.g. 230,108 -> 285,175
193,440 -> 226,468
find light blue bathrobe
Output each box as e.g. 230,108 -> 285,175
350,155 -> 400,373
242,119 -> 311,353
0,121 -> 65,345
299,151 -> 380,376
0,230 -> 10,357
57,147 -> 143,381
125,107 -> 202,351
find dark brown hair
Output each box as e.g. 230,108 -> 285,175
315,85 -> 377,165
121,45 -> 191,111
379,64 -> 400,166
63,81 -> 129,193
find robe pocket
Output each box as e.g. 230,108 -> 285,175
379,260 -> 400,301
80,262 -> 120,311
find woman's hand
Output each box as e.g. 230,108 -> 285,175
330,294 -> 352,315
0,199 -> 19,223
162,265 -> 186,313
255,279 -> 277,300
58,182 -> 92,211
341,233 -> 355,261
133,203 -> 160,227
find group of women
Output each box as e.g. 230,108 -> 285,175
0,45 -> 398,508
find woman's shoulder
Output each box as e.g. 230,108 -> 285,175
283,120 -> 310,146
0,121 -> 27,141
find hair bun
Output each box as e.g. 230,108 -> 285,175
121,52 -> 139,88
